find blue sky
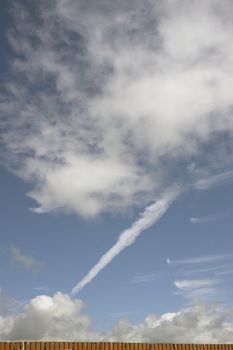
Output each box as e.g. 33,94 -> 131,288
1,0 -> 233,342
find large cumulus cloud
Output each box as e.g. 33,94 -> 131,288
1,0 -> 233,217
0,292 -> 96,341
0,292 -> 233,343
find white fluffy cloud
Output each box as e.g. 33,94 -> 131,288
0,292 -> 95,341
1,292 -> 233,343
1,0 -> 233,216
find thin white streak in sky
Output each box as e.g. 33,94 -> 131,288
71,186 -> 180,295
190,210 -> 230,224
174,279 -> 218,290
166,254 -> 230,266
195,170 -> 233,190
129,273 -> 160,283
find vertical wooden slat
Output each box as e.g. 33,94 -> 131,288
140,343 -> 144,350
5,341 -> 10,350
54,341 -> 59,350
35,341 -> 39,350
15,342 -> 21,350
113,342 -> 118,350
9,341 -> 14,350
31,341 -> 36,350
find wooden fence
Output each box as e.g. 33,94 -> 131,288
0,344 -> 232,350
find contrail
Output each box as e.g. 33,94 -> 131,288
71,186 -> 180,295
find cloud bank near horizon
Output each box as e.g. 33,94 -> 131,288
1,292 -> 233,343
1,0 -> 233,217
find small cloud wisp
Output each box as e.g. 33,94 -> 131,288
195,170 -> 233,190
10,246 -> 44,271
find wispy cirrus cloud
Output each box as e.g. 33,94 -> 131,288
190,209 -> 231,224
10,246 -> 44,271
32,287 -> 49,293
195,169 -> 233,190
215,269 -> 233,276
129,273 -> 160,284
166,254 -> 230,266
174,279 -> 220,300
174,279 -> 218,290
178,266 -> 220,276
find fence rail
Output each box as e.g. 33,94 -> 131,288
0,343 -> 233,350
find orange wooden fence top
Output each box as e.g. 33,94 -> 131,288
0,343 -> 233,350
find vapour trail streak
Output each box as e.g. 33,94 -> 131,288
71,186 -> 180,295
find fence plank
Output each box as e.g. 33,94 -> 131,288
1,343 -> 233,350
